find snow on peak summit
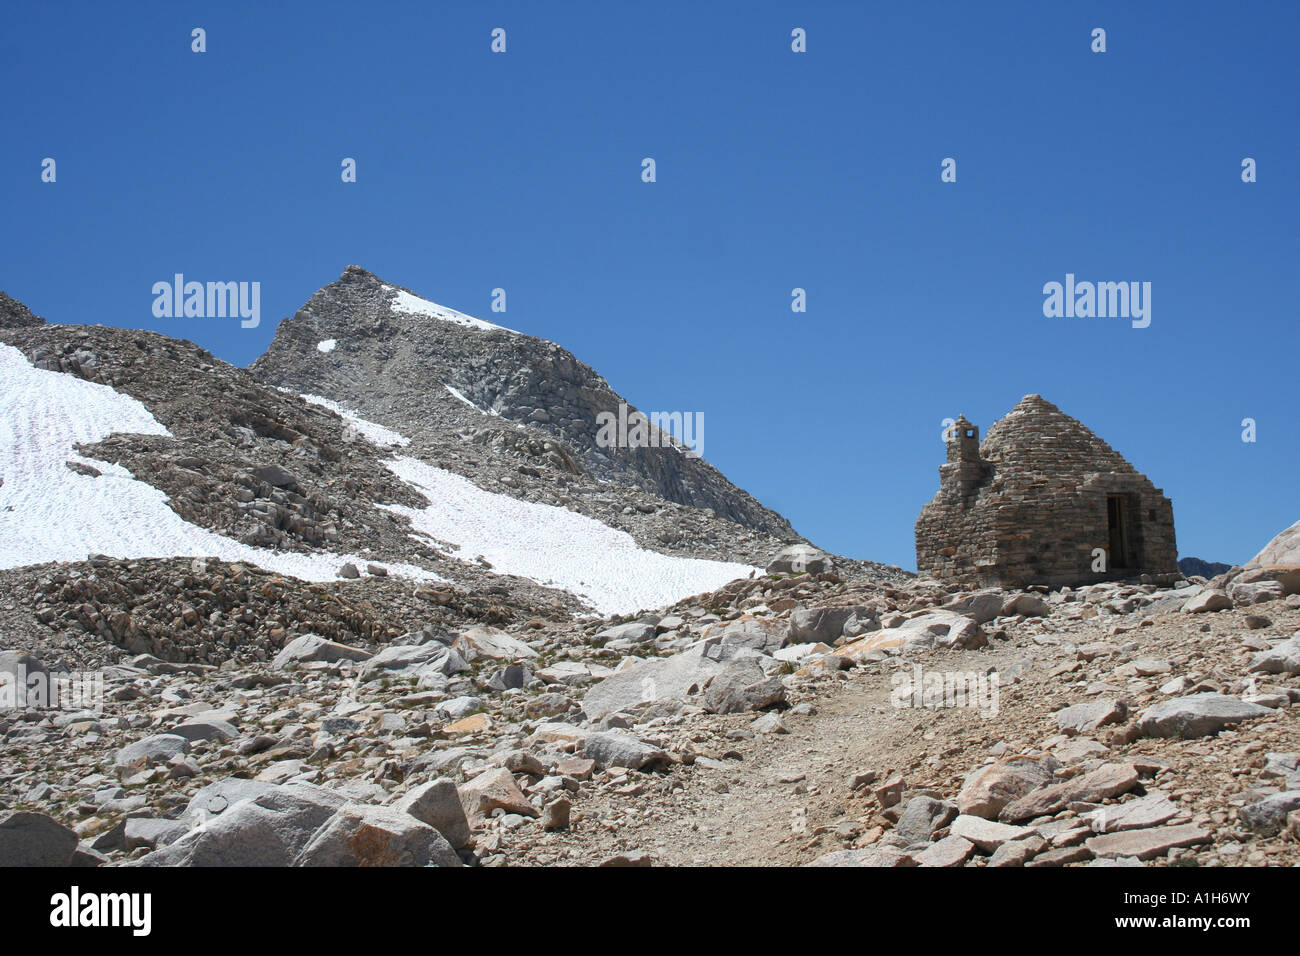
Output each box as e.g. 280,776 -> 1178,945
384,286 -> 517,334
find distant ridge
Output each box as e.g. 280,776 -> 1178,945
1178,556 -> 1231,578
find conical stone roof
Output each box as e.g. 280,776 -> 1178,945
980,394 -> 1139,481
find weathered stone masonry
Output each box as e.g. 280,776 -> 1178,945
916,395 -> 1178,588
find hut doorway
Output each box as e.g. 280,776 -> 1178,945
1107,494 -> 1131,569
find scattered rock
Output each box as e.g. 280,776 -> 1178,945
458,768 -> 537,822
1182,589 -> 1232,613
1055,699 -> 1127,735
894,796 -> 958,845
957,756 -> 1058,819
1084,824 -> 1210,860
914,834 -> 975,867
1000,762 -> 1139,823
1238,791 -> 1300,837
949,814 -> 1032,852
583,732 -> 671,771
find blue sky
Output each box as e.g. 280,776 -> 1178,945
3,1 -> 1297,570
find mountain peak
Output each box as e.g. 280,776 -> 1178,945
251,268 -> 796,539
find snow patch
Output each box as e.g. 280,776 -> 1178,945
384,286 -> 517,334
443,384 -> 499,417
316,339 -> 337,353
299,394 -> 410,448
0,344 -> 438,583
382,456 -> 756,615
443,385 -> 482,413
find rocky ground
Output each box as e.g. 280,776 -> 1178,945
3,548 -> 1297,868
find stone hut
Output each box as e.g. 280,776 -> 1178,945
915,395 -> 1177,588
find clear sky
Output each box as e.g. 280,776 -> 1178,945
3,1 -> 1297,570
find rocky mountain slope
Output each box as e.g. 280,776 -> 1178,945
0,281 -> 842,675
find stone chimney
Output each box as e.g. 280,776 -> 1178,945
939,415 -> 987,495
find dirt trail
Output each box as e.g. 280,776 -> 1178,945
521,639 -> 1063,865
513,601 -> 1300,867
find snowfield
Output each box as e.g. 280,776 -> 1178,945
0,344 -> 754,613
384,456 -> 757,615
0,344 -> 438,583
316,339 -> 337,353
385,286 -> 517,334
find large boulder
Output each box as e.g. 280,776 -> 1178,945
581,644 -> 725,721
114,734 -> 189,776
702,616 -> 787,655
272,634 -> 372,670
171,718 -> 238,744
181,778 -> 279,824
941,589 -> 1007,624
1247,518 -> 1300,594
583,732 -> 671,771
766,544 -> 832,575
457,768 -> 537,822
949,815 -> 1033,852
1228,580 -> 1286,606
251,464 -> 299,489
296,803 -> 461,866
1238,791 -> 1300,837
901,611 -> 986,651
0,811 -> 79,866
700,655 -> 786,714
1247,636 -> 1300,676
956,756 -> 1058,819
358,643 -> 467,683
839,610 -> 985,657
786,606 -> 877,643
1000,592 -> 1050,617
1182,589 -> 1232,613
137,783 -> 347,866
593,622 -> 658,646
1054,699 -> 1127,735
894,796 -> 958,845
453,626 -> 538,662
123,817 -> 191,852
392,779 -> 472,849
1084,824 -> 1210,860
999,762 -> 1140,823
1135,693 -> 1271,739
1084,793 -> 1179,834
